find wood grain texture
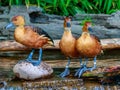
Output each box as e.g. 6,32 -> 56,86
0,38 -> 120,51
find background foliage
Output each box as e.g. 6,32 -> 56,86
0,0 -> 120,16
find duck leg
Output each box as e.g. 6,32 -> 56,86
18,49 -> 34,64
87,56 -> 97,71
74,58 -> 83,76
60,57 -> 70,78
76,58 -> 88,78
26,48 -> 42,66
26,49 -> 35,61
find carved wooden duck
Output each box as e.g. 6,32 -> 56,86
6,15 -> 54,66
59,17 -> 80,77
76,21 -> 102,77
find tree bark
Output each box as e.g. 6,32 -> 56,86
0,38 -> 120,51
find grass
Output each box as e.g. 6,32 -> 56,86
0,0 -> 120,15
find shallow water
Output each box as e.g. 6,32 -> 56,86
0,49 -> 120,89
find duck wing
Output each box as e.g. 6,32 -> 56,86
90,34 -> 100,43
25,25 -> 54,44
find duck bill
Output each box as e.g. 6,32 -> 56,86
5,23 -> 14,29
66,22 -> 71,28
88,27 -> 93,32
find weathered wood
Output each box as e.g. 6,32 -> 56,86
0,38 -> 120,51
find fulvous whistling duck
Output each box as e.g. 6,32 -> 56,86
6,15 -> 54,66
76,21 -> 102,77
59,17 -> 80,77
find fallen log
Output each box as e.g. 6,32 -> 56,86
0,38 -> 120,51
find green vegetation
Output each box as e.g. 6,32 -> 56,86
0,0 -> 120,15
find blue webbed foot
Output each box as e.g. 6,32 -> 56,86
87,65 -> 96,71
59,67 -> 70,78
74,67 -> 83,77
87,56 -> 97,71
26,59 -> 41,66
18,48 -> 42,66
26,49 -> 35,61
75,65 -> 88,78
18,59 -> 41,66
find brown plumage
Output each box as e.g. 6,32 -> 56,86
74,21 -> 102,78
6,15 -> 54,66
12,15 -> 54,48
59,17 -> 79,58
76,22 -> 102,57
59,17 -> 80,77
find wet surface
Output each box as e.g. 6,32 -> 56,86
0,49 -> 120,89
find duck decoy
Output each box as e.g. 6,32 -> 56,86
59,17 -> 81,77
6,15 -> 54,66
75,21 -> 102,77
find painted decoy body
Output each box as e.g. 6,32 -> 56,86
59,17 -> 80,77
75,22 -> 102,77
6,15 -> 54,66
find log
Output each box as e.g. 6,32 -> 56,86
0,38 -> 120,51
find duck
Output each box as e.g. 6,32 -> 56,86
59,17 -> 81,77
6,15 -> 54,66
75,21 -> 102,77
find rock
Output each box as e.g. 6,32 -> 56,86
27,6 -> 43,13
29,12 -> 49,24
9,5 -> 30,24
0,6 -> 120,41
13,61 -> 53,80
107,11 -> 120,28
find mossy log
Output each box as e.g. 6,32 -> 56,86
0,38 -> 120,51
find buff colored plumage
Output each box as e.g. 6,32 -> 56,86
59,17 -> 80,77
6,15 -> 54,66
75,22 -> 102,77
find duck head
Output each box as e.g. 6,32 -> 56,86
6,15 -> 25,29
64,17 -> 71,29
82,21 -> 93,32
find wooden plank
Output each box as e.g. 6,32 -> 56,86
0,38 -> 120,51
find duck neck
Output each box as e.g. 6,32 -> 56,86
14,25 -> 25,39
64,27 -> 71,31
63,27 -> 72,36
82,25 -> 89,33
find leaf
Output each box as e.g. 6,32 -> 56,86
15,0 -> 19,5
53,0 -> 57,10
106,0 -> 112,14
66,0 -> 71,7
99,0 -> 103,8
59,0 -> 69,15
103,0 -> 108,12
25,0 -> 30,8
107,9 -> 117,14
117,0 -> 120,9
9,0 -> 13,6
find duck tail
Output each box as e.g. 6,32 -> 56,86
47,38 -> 55,47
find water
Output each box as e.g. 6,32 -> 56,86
0,49 -> 120,89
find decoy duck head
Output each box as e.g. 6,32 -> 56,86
64,17 -> 71,28
6,15 -> 25,29
82,21 -> 93,32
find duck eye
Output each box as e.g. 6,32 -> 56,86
14,18 -> 17,21
12,18 -> 17,21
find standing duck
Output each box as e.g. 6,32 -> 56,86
76,21 -> 102,77
6,15 -> 54,66
59,17 -> 80,77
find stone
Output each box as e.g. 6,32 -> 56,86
9,5 -> 30,24
13,61 -> 53,80
27,6 -> 43,13
0,6 -> 120,41
107,11 -> 120,28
